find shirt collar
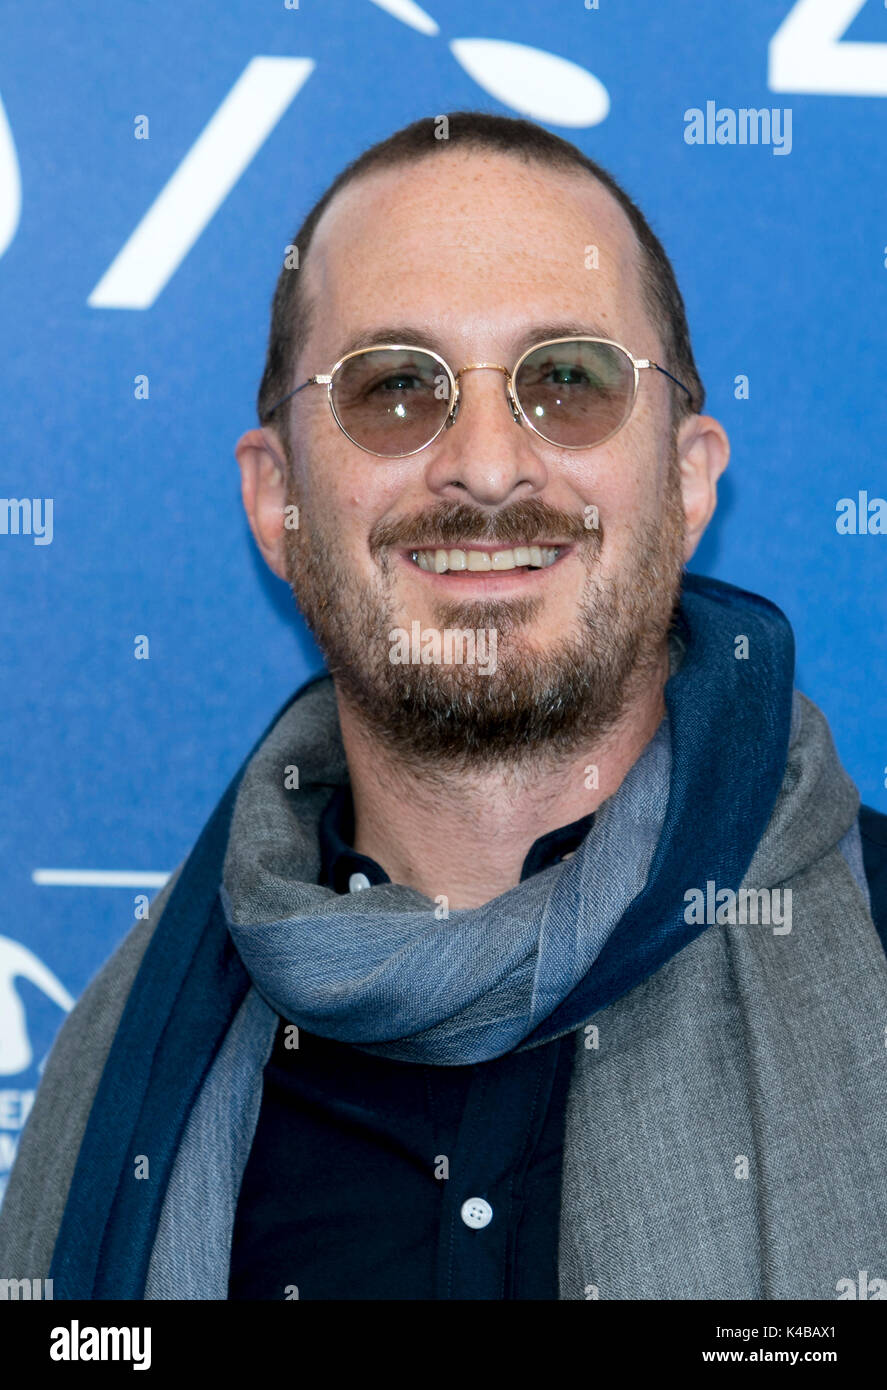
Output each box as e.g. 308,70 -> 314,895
319,783 -> 594,896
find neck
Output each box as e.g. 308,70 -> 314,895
334,643 -> 671,909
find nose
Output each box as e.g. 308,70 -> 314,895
421,366 -> 549,507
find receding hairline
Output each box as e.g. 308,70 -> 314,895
293,143 -> 657,374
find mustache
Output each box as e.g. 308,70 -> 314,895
369,498 -> 597,554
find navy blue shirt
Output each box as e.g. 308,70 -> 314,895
227,789 -> 593,1301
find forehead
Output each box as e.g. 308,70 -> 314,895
299,149 -> 655,364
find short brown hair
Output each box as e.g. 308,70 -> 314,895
257,110 -> 705,459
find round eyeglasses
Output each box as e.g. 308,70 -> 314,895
264,337 -> 693,459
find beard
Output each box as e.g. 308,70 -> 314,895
282,447 -> 686,772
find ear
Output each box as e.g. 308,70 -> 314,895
675,414 -> 730,563
234,427 -> 292,583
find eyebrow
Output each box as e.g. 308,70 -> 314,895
333,320 -> 619,362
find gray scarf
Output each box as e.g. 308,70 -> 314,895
220,678 -> 672,1065
143,680 -> 887,1299
558,690 -> 887,1299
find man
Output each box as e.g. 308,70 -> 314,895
2,111 -> 886,1301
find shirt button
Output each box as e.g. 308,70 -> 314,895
460,1197 -> 493,1229
348,872 -> 371,893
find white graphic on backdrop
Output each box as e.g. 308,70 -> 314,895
450,39 -> 609,127
368,0 -> 609,123
0,91 -> 21,259
770,0 -> 887,96
0,935 -> 74,1077
33,868 -> 170,889
87,9 -> 612,308
88,57 -> 315,310
367,0 -> 439,36
0,3 -> 885,278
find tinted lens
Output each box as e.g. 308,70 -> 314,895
331,348 -> 451,456
514,340 -> 635,446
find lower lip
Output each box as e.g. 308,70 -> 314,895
398,547 -> 573,590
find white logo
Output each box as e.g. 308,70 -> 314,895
0,935 -> 74,1078
0,4 -> 612,304
0,90 -> 20,261
770,0 -> 887,97
1,1 -> 886,287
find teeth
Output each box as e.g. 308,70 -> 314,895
466,550 -> 491,571
409,546 -> 560,573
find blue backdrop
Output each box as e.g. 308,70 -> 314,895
1,0 -> 886,1204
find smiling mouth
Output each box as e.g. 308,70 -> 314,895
407,544 -> 566,574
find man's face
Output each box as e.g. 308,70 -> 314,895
271,151 -> 690,769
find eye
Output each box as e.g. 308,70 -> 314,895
525,359 -> 599,389
546,363 -> 595,387
371,372 -> 427,393
357,367 -> 439,400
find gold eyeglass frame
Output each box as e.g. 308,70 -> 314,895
264,336 -> 693,459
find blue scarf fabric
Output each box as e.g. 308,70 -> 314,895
48,574 -> 798,1298
219,700 -> 672,1067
